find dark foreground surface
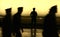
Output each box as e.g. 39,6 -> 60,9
0,27 -> 60,37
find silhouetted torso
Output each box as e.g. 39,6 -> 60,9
44,13 -> 56,30
31,11 -> 37,19
13,13 -> 21,31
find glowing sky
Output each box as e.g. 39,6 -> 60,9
0,0 -> 60,16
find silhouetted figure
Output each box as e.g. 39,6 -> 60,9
12,7 -> 23,37
30,8 -> 37,37
43,5 -> 59,37
0,20 -> 2,27
2,8 -> 12,37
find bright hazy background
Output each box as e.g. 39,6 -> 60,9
0,0 -> 60,16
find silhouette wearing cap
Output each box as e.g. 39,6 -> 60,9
2,8 -> 11,37
43,5 -> 59,37
30,8 -> 37,37
13,7 -> 23,37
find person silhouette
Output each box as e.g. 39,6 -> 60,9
13,7 -> 23,37
2,8 -> 12,37
0,17 -> 1,27
43,5 -> 59,37
30,8 -> 37,37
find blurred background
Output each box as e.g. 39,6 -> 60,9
0,0 -> 60,37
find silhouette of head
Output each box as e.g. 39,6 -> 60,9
33,8 -> 35,11
49,5 -> 57,13
18,7 -> 23,14
5,8 -> 11,14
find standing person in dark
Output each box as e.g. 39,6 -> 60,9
2,8 -> 12,37
43,5 -> 59,37
13,7 -> 23,37
30,8 -> 37,37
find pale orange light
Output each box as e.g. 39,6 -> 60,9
0,0 -> 60,16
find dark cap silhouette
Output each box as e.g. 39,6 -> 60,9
49,5 -> 57,13
18,7 -> 23,12
5,8 -> 11,13
17,7 -> 23,14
